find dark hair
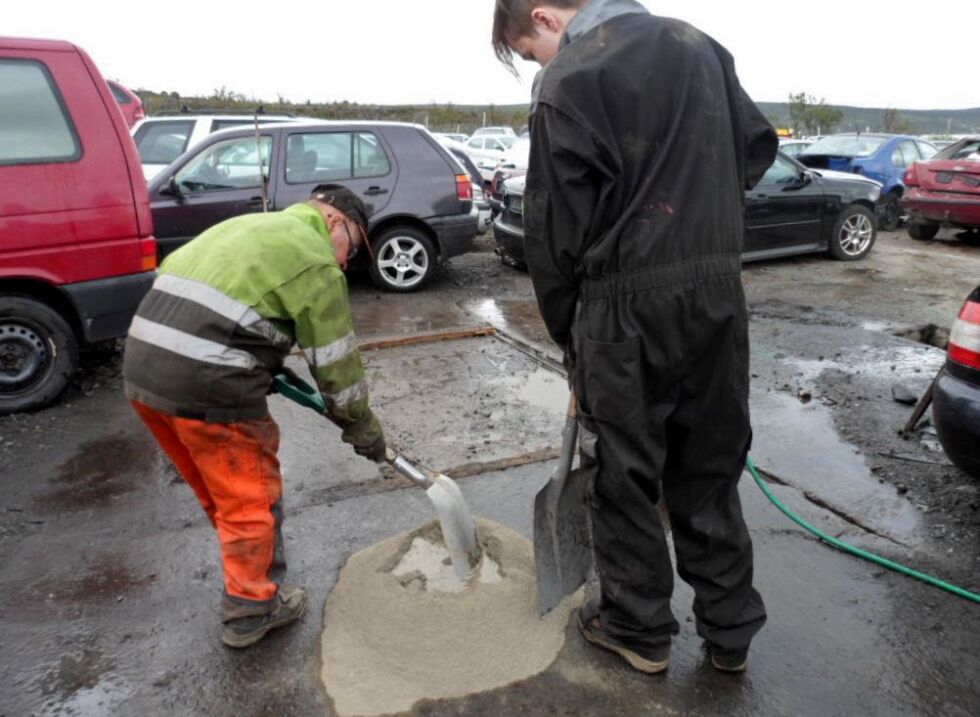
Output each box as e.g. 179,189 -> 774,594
491,0 -> 587,72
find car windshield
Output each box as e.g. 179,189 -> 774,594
802,135 -> 887,158
498,136 -> 515,149
938,139 -> 980,161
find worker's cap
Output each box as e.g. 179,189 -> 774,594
310,184 -> 370,240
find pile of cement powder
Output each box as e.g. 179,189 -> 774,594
320,518 -> 582,716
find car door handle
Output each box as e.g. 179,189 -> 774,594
364,186 -> 389,196
247,196 -> 267,208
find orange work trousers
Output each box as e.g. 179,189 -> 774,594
132,401 -> 285,614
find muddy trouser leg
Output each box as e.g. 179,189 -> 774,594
661,297 -> 766,654
574,333 -> 679,652
131,402 -> 286,620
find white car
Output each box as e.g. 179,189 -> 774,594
464,135 -> 516,182
131,113 -> 307,181
472,126 -> 516,138
434,132 -> 469,144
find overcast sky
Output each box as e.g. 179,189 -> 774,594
6,0 -> 977,109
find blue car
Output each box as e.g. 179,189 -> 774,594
799,133 -> 938,230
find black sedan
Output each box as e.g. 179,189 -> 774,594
934,285 -> 980,478
493,152 -> 884,266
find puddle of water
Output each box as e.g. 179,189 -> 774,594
352,299 -> 471,337
26,556 -> 156,607
463,299 -> 553,348
38,434 -> 156,511
751,392 -> 922,544
786,344 -> 945,385
490,367 -> 568,414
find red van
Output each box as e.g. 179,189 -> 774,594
0,37 -> 157,413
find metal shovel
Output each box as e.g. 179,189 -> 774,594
534,393 -> 592,615
271,371 -> 481,581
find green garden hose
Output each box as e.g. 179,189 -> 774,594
746,456 -> 980,604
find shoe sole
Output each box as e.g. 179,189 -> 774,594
222,595 -> 309,649
577,613 -> 669,674
711,655 -> 747,673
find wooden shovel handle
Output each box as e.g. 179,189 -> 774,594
567,392 -> 577,419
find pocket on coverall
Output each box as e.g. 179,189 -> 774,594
580,335 -> 644,425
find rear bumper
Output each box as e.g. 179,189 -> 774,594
901,189 -> 980,227
427,213 -> 478,260
933,362 -> 980,478
492,218 -> 526,263
62,270 -> 156,343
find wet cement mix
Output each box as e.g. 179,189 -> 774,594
320,518 -> 582,716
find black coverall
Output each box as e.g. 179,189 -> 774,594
524,14 -> 778,655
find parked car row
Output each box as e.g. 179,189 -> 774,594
493,151 -> 883,267
901,137 -> 980,242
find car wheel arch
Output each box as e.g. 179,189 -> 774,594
368,215 -> 441,256
0,279 -> 83,341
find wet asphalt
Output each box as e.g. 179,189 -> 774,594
1,230 -> 978,716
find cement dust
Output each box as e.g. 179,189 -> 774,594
320,518 -> 582,716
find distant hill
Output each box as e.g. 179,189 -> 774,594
135,89 -> 979,136
756,103 -> 980,135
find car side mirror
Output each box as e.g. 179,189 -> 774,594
797,171 -> 813,187
160,176 -> 182,197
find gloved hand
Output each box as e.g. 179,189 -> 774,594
354,434 -> 387,464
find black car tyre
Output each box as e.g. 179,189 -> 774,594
880,191 -> 902,231
0,296 -> 78,415
908,222 -> 940,241
829,205 -> 877,261
369,226 -> 436,292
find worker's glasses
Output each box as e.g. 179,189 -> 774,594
345,220 -> 362,260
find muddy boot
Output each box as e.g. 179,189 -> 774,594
577,599 -> 669,674
705,643 -> 748,673
222,586 -> 309,649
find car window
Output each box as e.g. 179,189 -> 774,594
467,138 -> 484,149
175,135 -> 272,193
286,132 -> 352,183
0,59 -> 81,166
354,132 -> 391,178
134,120 -> 194,165
759,155 -> 800,185
947,140 -> 980,160
803,135 -> 887,158
108,82 -> 131,104
917,141 -> 937,160
211,119 -> 260,132
896,141 -> 919,168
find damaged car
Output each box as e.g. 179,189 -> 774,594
494,152 -> 882,266
798,133 -> 937,231
901,137 -> 980,242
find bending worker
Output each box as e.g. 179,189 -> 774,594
492,0 -> 777,673
123,185 -> 385,648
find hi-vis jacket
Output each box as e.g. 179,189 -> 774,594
123,203 -> 381,447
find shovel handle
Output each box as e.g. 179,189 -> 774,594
566,392 -> 577,419
385,448 -> 434,489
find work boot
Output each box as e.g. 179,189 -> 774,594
577,600 -> 669,674
706,643 -> 749,673
221,586 -> 309,649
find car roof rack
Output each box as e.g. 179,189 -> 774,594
154,106 -> 296,118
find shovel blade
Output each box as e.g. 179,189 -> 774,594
534,466 -> 591,615
426,475 -> 481,581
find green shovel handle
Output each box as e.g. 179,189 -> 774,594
272,372 -> 326,413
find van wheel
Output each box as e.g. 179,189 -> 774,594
829,205 -> 877,261
368,227 -> 436,292
0,296 -> 78,415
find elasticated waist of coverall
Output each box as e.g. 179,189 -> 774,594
579,253 -> 741,301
